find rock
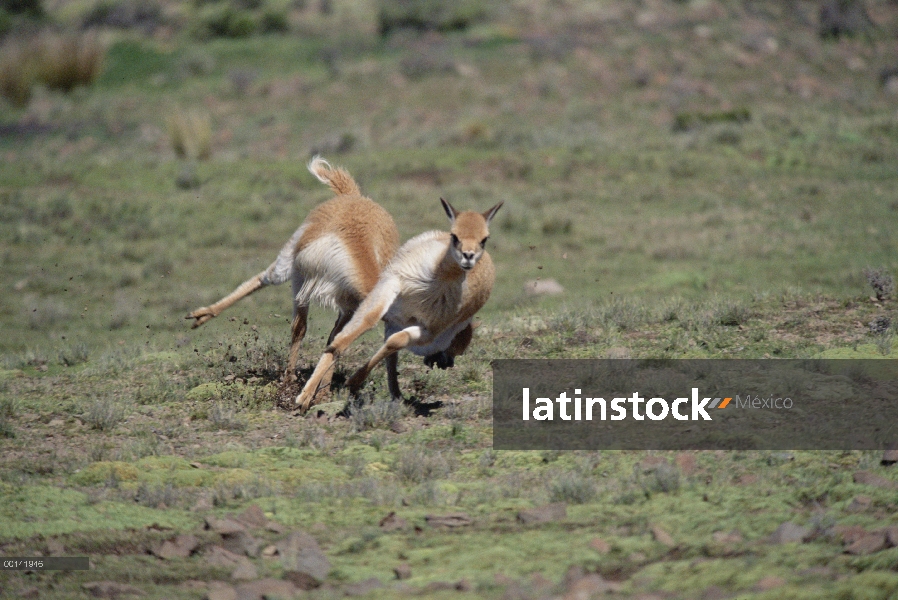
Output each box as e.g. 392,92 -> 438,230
205,516 -> 248,535
237,504 -> 267,528
234,579 -> 296,600
675,453 -> 696,476
220,531 -> 262,558
82,581 -> 147,597
845,532 -> 887,555
517,503 -> 567,525
847,495 -> 873,513
769,522 -> 810,544
754,576 -> 786,591
283,570 -> 320,591
524,278 -> 564,296
885,526 -> 898,548
379,511 -> 408,532
394,563 -> 412,580
205,546 -> 257,581
833,525 -> 868,545
266,521 -> 286,534
853,471 -> 898,490
344,578 -> 383,596
589,538 -> 611,554
205,582 -> 237,600
712,530 -> 743,545
261,545 -> 278,557
425,513 -> 473,528
279,532 -> 330,583
882,449 -> 898,466
651,525 -> 676,548
46,538 -> 65,555
565,574 -> 614,599
230,559 -> 258,582
154,534 -> 199,560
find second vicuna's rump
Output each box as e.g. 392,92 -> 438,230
294,198 -> 503,412
186,157 -> 399,398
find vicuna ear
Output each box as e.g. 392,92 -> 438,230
482,201 -> 504,225
440,198 -> 457,224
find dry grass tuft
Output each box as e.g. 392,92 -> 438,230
0,31 -> 106,107
167,108 -> 213,161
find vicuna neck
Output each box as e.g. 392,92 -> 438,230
435,245 -> 468,282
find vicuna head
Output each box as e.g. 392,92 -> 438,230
441,198 -> 503,271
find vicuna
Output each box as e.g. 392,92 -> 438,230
294,198 -> 503,411
186,157 -> 399,393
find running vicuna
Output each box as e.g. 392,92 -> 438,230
186,157 -> 399,393
294,198 -> 503,412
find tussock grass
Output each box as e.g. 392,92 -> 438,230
0,31 -> 105,107
167,108 -> 213,161
84,396 -> 127,431
393,445 -> 454,484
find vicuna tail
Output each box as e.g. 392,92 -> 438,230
308,155 -> 361,197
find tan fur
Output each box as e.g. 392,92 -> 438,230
186,157 -> 399,393
295,199 -> 503,411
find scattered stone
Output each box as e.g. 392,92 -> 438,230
425,513 -> 473,528
753,576 -> 786,591
847,495 -> 873,513
651,525 -> 676,548
279,531 -> 331,583
524,278 -> 564,296
154,534 -> 199,560
204,581 -> 237,600
205,516 -> 248,535
234,578 -> 297,600
565,574 -> 614,599
712,530 -> 743,545
266,521 -> 286,534
82,581 -> 147,598
845,532 -> 887,556
261,545 -> 278,557
343,578 -> 383,596
885,526 -> 898,548
229,559 -> 258,582
237,504 -> 267,528
769,522 -> 810,544
394,563 -> 412,580
833,525 -> 868,545
853,471 -> 898,490
675,453 -> 696,476
220,531 -> 262,558
882,449 -> 898,466
379,511 -> 408,532
517,503 -> 567,525
283,570 -> 320,591
589,538 -> 611,554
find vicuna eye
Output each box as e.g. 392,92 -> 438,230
450,234 -> 459,246
481,236 -> 489,248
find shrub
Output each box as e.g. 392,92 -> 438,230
191,3 -> 257,39
864,267 -> 895,301
81,0 -> 165,33
0,39 -> 37,107
378,0 -> 489,37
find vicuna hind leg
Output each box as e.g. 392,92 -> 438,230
186,273 -> 265,328
348,326 -> 426,398
283,305 -> 309,384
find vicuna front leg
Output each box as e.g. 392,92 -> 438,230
347,326 -> 426,398
186,273 -> 264,328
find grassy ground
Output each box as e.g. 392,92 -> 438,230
1,0 -> 898,597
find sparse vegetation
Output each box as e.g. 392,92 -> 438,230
1,0 -> 898,597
